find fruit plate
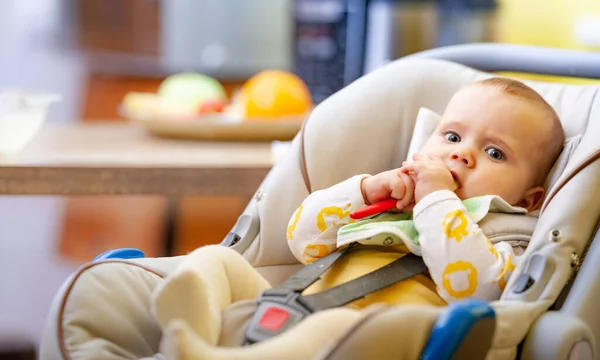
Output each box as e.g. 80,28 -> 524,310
123,109 -> 306,142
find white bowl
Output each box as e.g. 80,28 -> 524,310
0,92 -> 61,157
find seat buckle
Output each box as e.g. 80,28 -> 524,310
244,289 -> 315,344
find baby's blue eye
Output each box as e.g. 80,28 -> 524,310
444,132 -> 461,143
486,148 -> 504,160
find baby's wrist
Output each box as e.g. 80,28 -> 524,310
360,175 -> 373,205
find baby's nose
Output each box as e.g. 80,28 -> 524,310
450,150 -> 475,167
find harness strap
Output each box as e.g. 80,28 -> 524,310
300,253 -> 426,310
268,244 -> 355,293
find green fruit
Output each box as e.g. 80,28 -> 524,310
158,73 -> 227,107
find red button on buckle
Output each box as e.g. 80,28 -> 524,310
258,306 -> 290,331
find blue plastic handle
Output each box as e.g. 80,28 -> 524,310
421,299 -> 496,360
93,248 -> 145,262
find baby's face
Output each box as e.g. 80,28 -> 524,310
418,84 -> 549,206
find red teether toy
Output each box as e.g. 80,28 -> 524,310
350,198 -> 398,220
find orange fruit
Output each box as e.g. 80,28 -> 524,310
236,70 -> 312,119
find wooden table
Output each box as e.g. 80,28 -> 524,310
0,122 -> 277,255
0,123 -> 274,198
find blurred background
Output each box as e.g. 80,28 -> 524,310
1,0 -> 599,357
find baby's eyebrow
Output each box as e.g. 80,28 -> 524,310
439,119 -> 465,129
488,136 -> 513,154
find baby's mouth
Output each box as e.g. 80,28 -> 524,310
450,171 -> 461,191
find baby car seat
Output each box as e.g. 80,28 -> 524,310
40,44 -> 600,360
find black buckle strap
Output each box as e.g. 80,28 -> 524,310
245,245 -> 427,344
271,243 -> 354,293
299,253 -> 426,310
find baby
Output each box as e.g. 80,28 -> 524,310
151,77 -> 565,358
288,76 -> 565,304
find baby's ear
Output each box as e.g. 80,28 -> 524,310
517,186 -> 545,212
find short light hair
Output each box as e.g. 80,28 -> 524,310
475,77 -> 565,186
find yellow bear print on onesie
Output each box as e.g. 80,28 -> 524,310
316,203 -> 354,231
442,210 -> 469,242
287,205 -> 304,241
496,255 -> 516,291
303,243 -> 334,263
485,236 -> 499,259
301,203 -> 355,263
442,260 -> 478,298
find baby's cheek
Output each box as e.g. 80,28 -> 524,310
457,176 -> 493,199
482,170 -> 525,203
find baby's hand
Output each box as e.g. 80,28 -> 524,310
361,169 -> 415,211
401,153 -> 454,203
